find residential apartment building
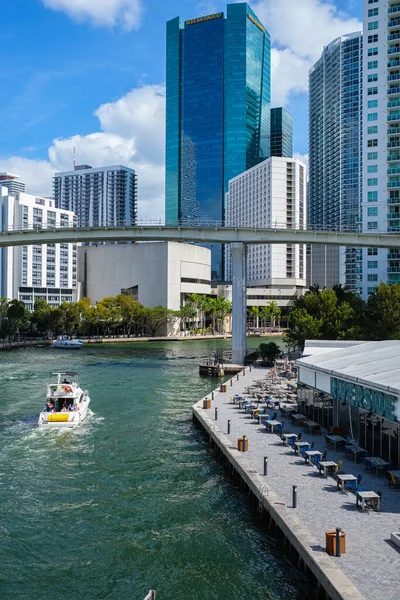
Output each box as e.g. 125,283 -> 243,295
362,0 -> 400,296
270,107 -> 293,158
0,187 -> 77,309
53,164 -> 137,229
166,3 -> 271,280
0,172 -> 26,194
308,32 -> 363,293
225,157 -> 307,304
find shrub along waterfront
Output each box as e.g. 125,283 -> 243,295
0,294 -> 233,340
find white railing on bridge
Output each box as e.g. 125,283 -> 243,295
0,219 -> 388,234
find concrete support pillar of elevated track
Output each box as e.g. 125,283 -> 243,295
231,242 -> 247,366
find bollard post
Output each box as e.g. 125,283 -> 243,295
237,373 -> 240,381
243,369 -> 246,377
249,364 -> 252,372
228,419 -> 231,434
336,528 -> 342,557
292,485 -> 298,508
230,378 -> 233,387
212,391 -> 214,401
215,407 -> 218,420
264,456 -> 268,476
242,435 -> 247,452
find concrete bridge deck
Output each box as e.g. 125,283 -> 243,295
193,367 -> 400,600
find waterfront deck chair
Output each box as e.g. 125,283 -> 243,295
389,473 -> 400,488
335,461 -> 343,478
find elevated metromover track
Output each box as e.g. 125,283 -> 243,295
1,225 -> 400,248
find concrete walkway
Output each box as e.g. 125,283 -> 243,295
202,367 -> 400,600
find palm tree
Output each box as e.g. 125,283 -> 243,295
269,301 -> 281,331
185,293 -> 201,332
249,306 -> 260,330
259,304 -> 272,333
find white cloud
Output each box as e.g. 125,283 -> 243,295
294,152 -> 309,167
0,85 -> 166,221
42,0 -> 142,31
95,85 -> 165,165
270,48 -> 310,107
250,0 -> 362,106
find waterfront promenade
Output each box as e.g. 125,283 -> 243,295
194,367 -> 400,600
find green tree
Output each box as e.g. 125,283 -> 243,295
259,304 -> 272,333
269,301 -> 281,330
31,298 -> 52,334
248,306 -> 259,329
59,301 -> 81,335
6,299 -> 28,339
284,287 -> 359,350
145,306 -> 178,337
179,302 -> 197,335
363,283 -> 400,339
259,341 -> 282,365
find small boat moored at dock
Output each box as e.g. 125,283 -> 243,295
38,372 -> 90,428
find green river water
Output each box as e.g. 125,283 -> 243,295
0,339 -> 309,600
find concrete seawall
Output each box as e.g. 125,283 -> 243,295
192,371 -> 365,600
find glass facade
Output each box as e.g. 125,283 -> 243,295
308,33 -> 363,293
166,4 -> 271,280
270,107 -> 293,157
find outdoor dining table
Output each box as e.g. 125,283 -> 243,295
281,405 -> 298,417
364,457 -> 391,475
337,474 -> 358,491
303,420 -> 321,434
318,460 -> 338,478
282,433 -> 297,447
265,420 -> 282,434
304,450 -> 322,465
356,491 -> 381,512
294,441 -> 311,455
325,435 -> 347,451
291,413 -> 308,424
345,444 -> 368,462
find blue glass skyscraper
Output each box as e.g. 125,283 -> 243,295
271,107 -> 293,158
166,4 -> 271,280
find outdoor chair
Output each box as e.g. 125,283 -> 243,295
334,461 -> 343,479
297,432 -> 302,442
389,473 -> 400,488
321,450 -> 327,461
272,412 -> 278,420
356,474 -> 363,488
310,441 -> 315,450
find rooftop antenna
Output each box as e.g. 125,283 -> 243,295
73,146 -> 76,169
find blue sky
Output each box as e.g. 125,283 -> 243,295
0,0 -> 363,219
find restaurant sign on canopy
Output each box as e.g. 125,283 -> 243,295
331,377 -> 398,422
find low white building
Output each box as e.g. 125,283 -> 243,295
0,187 -> 77,309
77,242 -> 211,334
225,157 -> 307,302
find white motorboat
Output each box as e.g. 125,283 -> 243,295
38,372 -> 91,428
52,336 -> 83,349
